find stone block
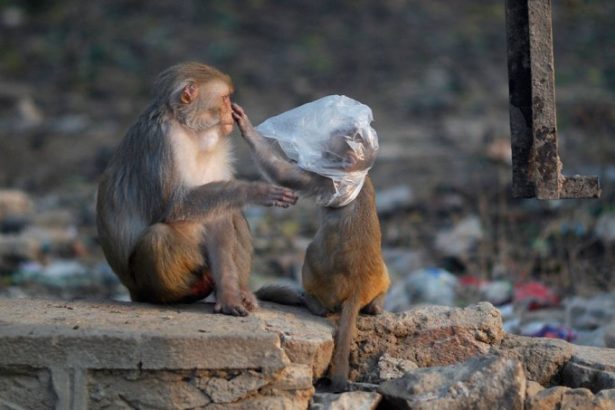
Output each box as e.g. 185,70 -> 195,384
561,345 -> 615,393
378,355 -> 525,410
351,302 -> 504,382
526,386 -> 615,410
310,391 -> 382,410
493,334 -> 573,385
0,366 -> 55,409
0,298 -> 333,409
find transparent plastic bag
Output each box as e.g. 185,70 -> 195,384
255,95 -> 379,207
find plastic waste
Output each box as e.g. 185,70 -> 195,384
385,267 -> 458,311
514,282 -> 559,310
526,323 -> 576,342
256,95 -> 379,207
481,280 -> 513,306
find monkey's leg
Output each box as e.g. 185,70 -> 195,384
301,258 -> 330,317
303,293 -> 329,317
360,293 -> 386,315
130,222 -> 212,304
232,211 -> 258,311
206,218 -> 250,316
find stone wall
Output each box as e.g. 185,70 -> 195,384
0,299 -> 333,409
1,299 -> 614,409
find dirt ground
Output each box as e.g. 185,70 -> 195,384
0,1 -> 614,305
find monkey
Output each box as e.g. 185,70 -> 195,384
96,62 -> 298,316
232,103 -> 390,391
322,126 -> 378,173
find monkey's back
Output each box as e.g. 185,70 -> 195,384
302,177 -> 390,311
96,108 -> 172,289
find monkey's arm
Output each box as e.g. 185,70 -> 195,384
246,137 -> 317,191
233,103 -> 332,196
164,180 -> 297,222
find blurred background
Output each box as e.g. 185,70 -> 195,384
0,0 -> 614,346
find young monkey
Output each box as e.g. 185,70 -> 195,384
232,103 -> 390,391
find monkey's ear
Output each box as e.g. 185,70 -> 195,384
180,82 -> 199,104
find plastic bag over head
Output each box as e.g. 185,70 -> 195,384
256,95 -> 379,207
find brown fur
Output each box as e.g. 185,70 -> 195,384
233,103 -> 390,389
96,63 -> 297,315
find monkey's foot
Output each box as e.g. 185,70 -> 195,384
214,292 -> 249,316
240,289 -> 259,312
360,295 -> 385,315
304,294 -> 329,317
316,377 -> 349,393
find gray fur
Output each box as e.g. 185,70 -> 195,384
97,63 -> 297,311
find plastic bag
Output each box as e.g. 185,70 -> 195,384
256,95 -> 379,207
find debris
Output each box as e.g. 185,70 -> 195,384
565,294 -> 615,331
1,6 -> 25,28
378,355 -> 525,410
485,137 -> 512,165
385,267 -> 458,311
376,185 -> 415,215
595,212 -> 615,243
0,189 -> 33,222
482,280 -> 513,306
381,248 -> 424,276
526,324 -> 576,342
434,215 -> 483,259
514,282 -> 560,310
12,260 -> 122,298
453,276 -> 512,307
310,391 -> 382,410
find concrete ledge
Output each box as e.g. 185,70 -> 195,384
0,298 -> 334,409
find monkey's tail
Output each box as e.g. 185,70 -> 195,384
329,293 -> 360,390
255,284 -> 304,306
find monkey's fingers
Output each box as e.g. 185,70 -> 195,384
231,102 -> 245,116
270,201 -> 291,208
214,301 -> 249,316
271,186 -> 299,205
232,113 -> 252,135
250,183 -> 298,207
240,290 -> 259,312
231,104 -> 249,123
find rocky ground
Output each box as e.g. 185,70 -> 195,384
1,298 -> 614,409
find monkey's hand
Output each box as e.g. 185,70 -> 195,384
247,182 -> 298,208
232,103 -> 261,143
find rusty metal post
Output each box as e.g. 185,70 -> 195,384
505,0 -> 601,199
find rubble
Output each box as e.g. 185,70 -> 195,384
350,302 -> 504,382
492,334 -> 574,385
561,345 -> 615,392
378,355 -> 526,410
525,387 -> 615,410
310,391 -> 382,410
434,215 -> 483,259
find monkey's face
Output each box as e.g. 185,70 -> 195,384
179,80 -> 234,136
197,81 -> 234,136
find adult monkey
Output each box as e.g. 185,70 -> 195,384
97,62 -> 298,315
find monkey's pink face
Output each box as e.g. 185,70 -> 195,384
200,81 -> 234,136
219,92 -> 234,136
